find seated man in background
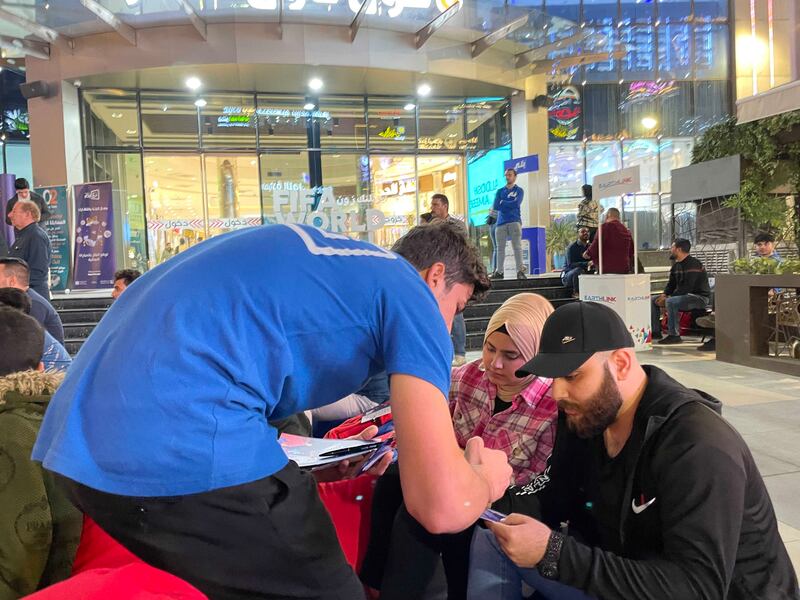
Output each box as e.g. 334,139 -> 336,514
468,302 -> 799,600
0,287 -> 71,371
0,257 -> 64,343
651,238 -> 710,345
111,268 -> 142,300
0,307 -> 82,599
561,227 -> 591,297
583,208 -> 633,275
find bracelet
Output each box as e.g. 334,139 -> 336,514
539,531 -> 564,580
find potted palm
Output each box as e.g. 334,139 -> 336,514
546,218 -> 575,270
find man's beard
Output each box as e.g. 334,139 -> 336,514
563,364 -> 623,439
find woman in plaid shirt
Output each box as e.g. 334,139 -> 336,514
361,293 -> 558,600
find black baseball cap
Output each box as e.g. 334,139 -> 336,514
516,301 -> 634,379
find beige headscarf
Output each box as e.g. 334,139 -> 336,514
483,293 -> 554,401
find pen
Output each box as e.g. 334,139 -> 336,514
319,442 -> 381,459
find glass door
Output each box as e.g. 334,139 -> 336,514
204,154 -> 262,238
144,154 -> 205,267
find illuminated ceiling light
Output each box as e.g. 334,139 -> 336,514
403,102 -> 416,111
582,80 -> 587,85
417,83 -> 431,96
641,116 -> 658,130
111,112 -> 123,118
161,104 -> 169,112
185,76 -> 202,90
194,98 -> 207,107
308,77 -> 323,91
125,129 -> 137,135
619,78 -> 625,84
303,102 -> 316,110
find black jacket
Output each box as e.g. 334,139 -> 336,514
497,366 -> 799,600
664,255 -> 711,298
565,240 -> 590,271
9,223 -> 52,300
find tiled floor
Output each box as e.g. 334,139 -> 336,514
467,341 -> 800,574
643,343 -> 800,574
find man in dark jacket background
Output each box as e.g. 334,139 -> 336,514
651,237 -> 711,344
7,200 -> 51,300
561,227 -> 592,297
469,302 -> 798,600
583,208 -> 633,275
5,178 -> 49,230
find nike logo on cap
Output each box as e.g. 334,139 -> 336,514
561,336 -> 575,344
631,497 -> 656,514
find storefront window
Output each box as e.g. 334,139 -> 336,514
583,84 -> 619,139
86,151 -> 147,272
694,80 -> 729,134
693,24 -> 728,80
657,0 -> 693,23
204,154 -> 262,237
83,90 -> 139,148
657,23 -> 692,80
4,143 -> 33,185
621,25 -> 656,81
659,137 -> 693,193
622,139 -> 659,193
319,96 -> 367,150
584,23 -> 618,82
586,141 -> 622,196
140,93 -> 200,148
320,153 -> 372,240
418,100 -> 467,151
143,154 -> 204,266
367,97 -> 417,151
369,155 -> 417,248
199,94 -> 257,149
256,95 -> 311,149
623,193 -> 660,250
465,99 -> 510,149
549,143 -> 585,198
620,0 -> 655,23
259,151 -> 311,221
417,155 -> 465,221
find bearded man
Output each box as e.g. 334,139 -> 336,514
466,301 -> 799,600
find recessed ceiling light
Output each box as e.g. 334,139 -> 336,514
309,77 -> 323,91
126,129 -> 137,135
194,98 -> 207,107
404,103 -> 416,111
303,102 -> 316,110
185,76 -> 202,90
417,83 -> 431,97
111,112 -> 123,119
161,104 -> 169,112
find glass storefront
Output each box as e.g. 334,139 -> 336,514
1,70 -> 31,183
82,90 -> 511,270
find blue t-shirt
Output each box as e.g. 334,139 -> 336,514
492,185 -> 524,226
32,225 -> 453,496
43,331 -> 72,371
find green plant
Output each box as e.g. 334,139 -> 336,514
692,110 -> 800,238
776,259 -> 800,275
546,218 -> 575,257
731,257 -> 782,274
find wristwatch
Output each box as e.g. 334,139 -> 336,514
538,531 -> 564,580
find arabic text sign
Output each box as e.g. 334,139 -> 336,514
504,154 -> 539,175
592,166 -> 641,199
72,182 -> 116,290
35,186 -> 70,292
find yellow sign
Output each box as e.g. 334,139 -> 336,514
377,125 -> 406,140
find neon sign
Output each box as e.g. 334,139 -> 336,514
619,81 -> 678,111
548,86 -> 582,141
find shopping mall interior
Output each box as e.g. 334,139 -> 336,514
0,0 -> 799,597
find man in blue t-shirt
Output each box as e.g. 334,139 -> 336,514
32,222 -> 512,599
489,168 -> 526,280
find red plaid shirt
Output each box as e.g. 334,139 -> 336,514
449,360 -> 556,485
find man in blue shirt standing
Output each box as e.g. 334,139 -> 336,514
33,221 -> 512,600
490,168 -> 526,280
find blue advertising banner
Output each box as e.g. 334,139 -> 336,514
35,185 -> 71,292
73,181 -> 116,289
467,145 -> 511,227
504,154 -> 539,175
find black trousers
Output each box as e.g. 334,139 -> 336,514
360,467 -> 473,600
57,463 -> 364,600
